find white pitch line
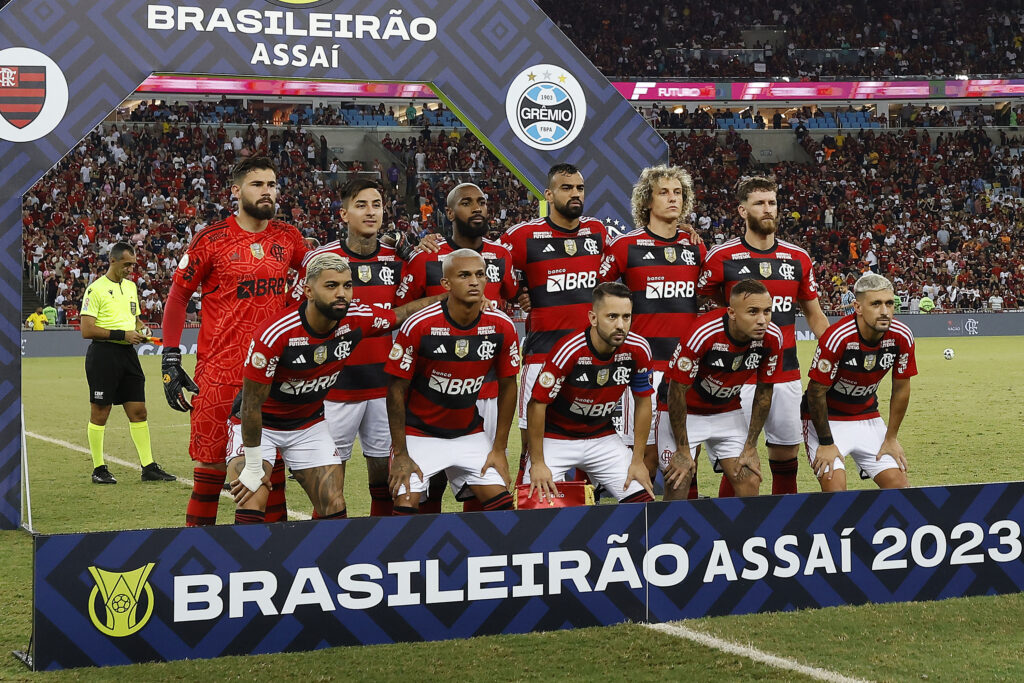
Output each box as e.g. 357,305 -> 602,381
646,622 -> 872,683
25,431 -> 311,520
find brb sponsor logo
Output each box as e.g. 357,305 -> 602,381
88,564 -> 156,637
546,270 -> 596,293
0,47 -> 68,142
237,276 -> 286,299
506,64 -> 586,150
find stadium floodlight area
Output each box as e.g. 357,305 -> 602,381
3,0 -> 1024,672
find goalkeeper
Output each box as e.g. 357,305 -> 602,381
81,242 -> 175,484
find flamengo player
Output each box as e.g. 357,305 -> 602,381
161,156 -> 307,526
229,253 -> 436,521
524,282 -> 655,504
697,175 -> 828,497
600,165 -> 705,488
289,179 -> 406,517
500,164 -> 607,470
386,249 -> 519,514
658,280 -> 784,498
803,273 -> 916,491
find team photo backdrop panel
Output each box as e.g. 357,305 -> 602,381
33,505 -> 650,670
0,0 -> 666,529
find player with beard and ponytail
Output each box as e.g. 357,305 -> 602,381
395,183 -> 518,512
161,156 -> 308,526
288,179 -> 407,517
697,176 -> 829,497
228,253 -> 439,523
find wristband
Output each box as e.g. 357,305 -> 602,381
243,445 -> 264,469
108,329 -> 126,341
818,435 -> 835,446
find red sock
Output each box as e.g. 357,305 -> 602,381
462,498 -> 484,512
419,498 -> 443,514
718,475 -> 735,498
187,467 -> 225,527
392,505 -> 418,516
369,485 -> 393,517
688,478 -> 699,500
235,509 -> 266,525
481,491 -> 514,511
770,457 -> 799,495
310,510 -> 321,520
515,450 -> 528,486
264,457 -> 287,522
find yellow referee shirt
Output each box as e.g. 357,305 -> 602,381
81,275 -> 139,345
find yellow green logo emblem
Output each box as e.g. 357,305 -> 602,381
87,564 -> 156,637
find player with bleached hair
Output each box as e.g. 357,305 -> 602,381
803,273 -> 917,491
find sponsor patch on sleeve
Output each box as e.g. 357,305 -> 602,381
388,343 -> 404,361
538,371 -> 556,388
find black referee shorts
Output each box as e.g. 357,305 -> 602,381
85,341 -> 146,405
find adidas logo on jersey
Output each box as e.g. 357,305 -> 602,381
711,358 -> 725,367
542,244 -> 556,253
293,355 -> 306,364
434,344 -> 447,354
577,373 -> 589,382
643,252 -> 655,260
738,266 -> 751,275
846,357 -> 859,366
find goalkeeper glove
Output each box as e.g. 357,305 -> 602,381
161,347 -> 199,412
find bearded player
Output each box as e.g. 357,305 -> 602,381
395,183 -> 518,512
698,176 -> 828,497
229,253 -> 439,522
289,179 -> 406,517
523,282 -> 655,504
161,156 -> 307,526
600,165 -> 705,495
803,273 -> 916,491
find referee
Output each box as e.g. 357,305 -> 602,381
81,242 -> 175,484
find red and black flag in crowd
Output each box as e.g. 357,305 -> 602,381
0,65 -> 46,129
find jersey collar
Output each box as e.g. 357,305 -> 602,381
441,299 -> 482,331
545,217 -> 581,235
740,235 -> 779,255
297,301 -> 341,339
722,312 -> 753,348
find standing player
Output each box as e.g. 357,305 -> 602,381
289,179 -> 406,517
81,242 -> 175,484
161,156 -> 307,526
228,253 -> 438,521
600,165 -> 705,491
523,282 -> 655,504
500,164 -> 607,474
395,183 -> 518,512
803,273 -> 915,491
698,176 -> 828,496
657,280 -> 784,499
386,249 -> 519,514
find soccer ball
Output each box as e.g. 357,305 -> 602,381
943,348 -> 955,360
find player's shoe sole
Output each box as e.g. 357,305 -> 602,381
92,466 -> 117,484
141,463 -> 176,482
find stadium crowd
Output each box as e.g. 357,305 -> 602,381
536,0 -> 1024,79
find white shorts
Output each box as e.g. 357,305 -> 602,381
803,417 -> 900,480
616,370 -> 660,447
655,409 -> 747,473
226,421 -> 340,471
325,397 -> 391,461
399,431 -> 506,498
741,379 -> 802,446
477,396 -> 498,443
517,362 -> 543,429
521,434 -> 646,501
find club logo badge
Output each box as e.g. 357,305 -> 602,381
505,64 -> 587,150
0,47 -> 68,142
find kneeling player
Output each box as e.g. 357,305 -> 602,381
386,249 -> 519,514
524,282 -> 655,504
803,273 -> 916,491
657,280 -> 784,499
228,253 -> 437,522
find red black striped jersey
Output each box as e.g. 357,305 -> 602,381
697,236 -> 818,382
803,314 -> 917,421
599,227 -> 706,369
385,301 -> 520,439
661,310 -> 785,415
171,215 -> 307,381
532,329 -> 653,440
499,217 -> 607,362
236,301 -> 397,430
394,237 -> 517,400
289,239 -> 403,401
